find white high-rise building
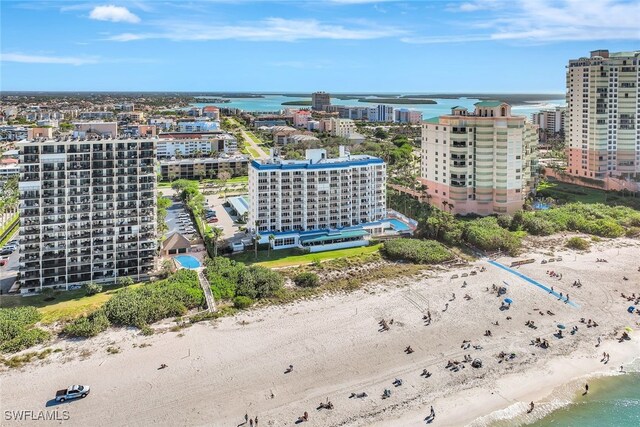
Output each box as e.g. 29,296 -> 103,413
367,104 -> 394,122
18,137 -> 157,293
248,147 -> 386,250
566,49 -> 640,180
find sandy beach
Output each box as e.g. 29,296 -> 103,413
2,236 -> 640,426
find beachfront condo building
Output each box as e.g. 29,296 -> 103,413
312,91 -> 331,111
566,50 -> 640,180
248,147 -> 387,251
17,137 -> 157,293
420,102 -> 538,216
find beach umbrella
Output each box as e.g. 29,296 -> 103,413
557,324 -> 566,330
628,306 -> 636,314
504,298 -> 513,304
625,326 -> 633,333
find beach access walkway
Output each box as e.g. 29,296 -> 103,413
487,260 -> 580,308
197,268 -> 216,312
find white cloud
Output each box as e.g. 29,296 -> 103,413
0,53 -> 99,66
89,5 -> 140,23
107,18 -> 404,42
410,0 -> 640,44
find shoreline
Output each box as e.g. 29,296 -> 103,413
1,236 -> 639,426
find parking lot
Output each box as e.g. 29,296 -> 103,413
0,233 -> 19,294
164,201 -> 198,239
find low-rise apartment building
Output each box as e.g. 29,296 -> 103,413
18,137 -> 157,293
248,147 -> 387,250
157,132 -> 238,157
73,122 -> 118,138
159,156 -> 249,180
420,102 -> 538,216
177,120 -> 219,132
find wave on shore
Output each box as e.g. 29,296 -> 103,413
471,358 -> 640,427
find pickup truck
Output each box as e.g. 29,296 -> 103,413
55,385 -> 90,402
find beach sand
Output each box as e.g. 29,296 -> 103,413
1,236 -> 640,426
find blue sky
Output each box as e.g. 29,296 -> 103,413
1,0 -> 638,92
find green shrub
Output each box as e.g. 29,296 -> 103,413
463,217 -> 522,255
566,237 -> 590,250
383,238 -> 454,264
139,325 -> 154,336
236,266 -> 283,299
0,328 -> 50,353
0,307 -> 48,353
293,272 -> 320,288
233,296 -> 254,309
85,282 -> 103,296
63,310 -> 110,338
103,270 -> 204,327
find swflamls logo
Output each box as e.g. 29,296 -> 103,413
4,410 -> 70,421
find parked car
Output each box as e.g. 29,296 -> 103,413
207,217 -> 219,223
0,248 -> 13,256
0,256 -> 9,266
55,385 -> 90,402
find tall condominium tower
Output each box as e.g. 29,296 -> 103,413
312,91 -> 331,111
566,50 -> 640,180
18,137 -> 157,293
420,102 -> 538,216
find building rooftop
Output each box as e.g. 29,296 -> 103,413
252,147 -> 383,170
474,100 -> 506,107
424,117 -> 440,124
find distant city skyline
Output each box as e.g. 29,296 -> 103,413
1,0 -> 638,92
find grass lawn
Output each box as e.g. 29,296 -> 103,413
231,244 -> 383,268
537,180 -> 640,207
0,284 -> 142,324
246,146 -> 261,159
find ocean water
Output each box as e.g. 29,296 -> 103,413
475,358 -> 640,427
191,95 -> 566,119
530,372 -> 640,427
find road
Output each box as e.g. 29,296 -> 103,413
0,231 -> 19,294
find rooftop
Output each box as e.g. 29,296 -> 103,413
474,100 -> 506,107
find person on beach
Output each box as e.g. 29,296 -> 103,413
528,401 -> 535,413
250,419 -> 254,427
255,416 -> 258,426
585,383 -> 589,394
430,406 -> 435,418
245,414 -> 248,424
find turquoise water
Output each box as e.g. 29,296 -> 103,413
191,95 -> 566,119
174,255 -> 201,269
530,372 -> 640,427
388,218 -> 411,231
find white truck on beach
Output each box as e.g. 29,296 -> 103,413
55,385 -> 90,402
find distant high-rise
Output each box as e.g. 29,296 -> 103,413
420,102 -> 538,216
566,49 -> 640,180
312,91 -> 331,111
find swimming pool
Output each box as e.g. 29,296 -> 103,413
174,255 -> 201,269
388,218 -> 411,232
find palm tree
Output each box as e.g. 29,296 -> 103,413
442,200 -> 448,211
447,203 -> 454,213
211,226 -> 223,257
268,234 -> 275,258
254,220 -> 261,261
